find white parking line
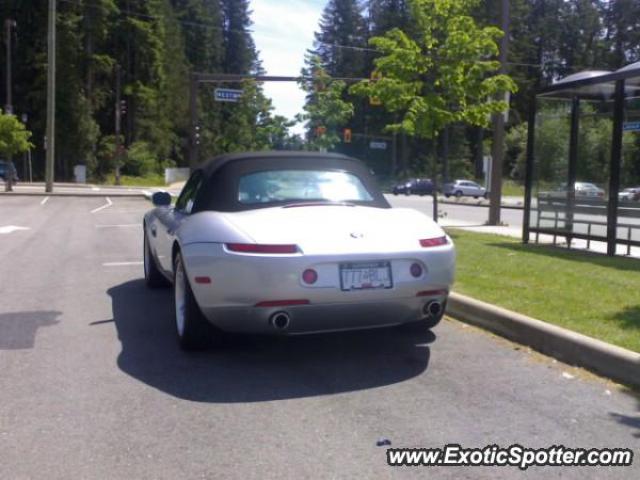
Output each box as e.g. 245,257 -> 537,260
91,197 -> 113,214
95,224 -> 139,228
0,225 -> 30,234
102,261 -> 143,267
40,196 -> 49,205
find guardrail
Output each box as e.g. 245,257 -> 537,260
531,195 -> 640,255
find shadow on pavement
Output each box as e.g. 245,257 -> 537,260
107,279 -> 433,403
0,311 -> 61,349
609,411 -> 640,439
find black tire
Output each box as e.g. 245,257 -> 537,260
444,193 -> 450,198
473,196 -> 479,199
455,190 -> 463,198
144,229 -> 169,288
173,252 -> 215,351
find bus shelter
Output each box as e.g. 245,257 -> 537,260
524,62 -> 640,256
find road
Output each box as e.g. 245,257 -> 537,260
0,196 -> 638,479
386,194 -> 524,230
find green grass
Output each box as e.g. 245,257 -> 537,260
449,229 -> 640,353
99,173 -> 166,187
501,180 -> 525,197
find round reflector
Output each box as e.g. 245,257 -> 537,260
302,269 -> 318,284
410,263 -> 423,278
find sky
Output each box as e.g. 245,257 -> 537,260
251,0 -> 326,134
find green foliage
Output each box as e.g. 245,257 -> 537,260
351,0 -> 517,139
298,57 -> 355,151
0,113 -> 33,156
507,103 -> 640,186
312,0 -> 368,78
122,141 -> 163,177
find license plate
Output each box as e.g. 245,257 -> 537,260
340,261 -> 393,291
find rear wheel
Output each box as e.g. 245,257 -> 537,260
144,230 -> 169,288
455,190 -> 463,198
174,252 -> 215,351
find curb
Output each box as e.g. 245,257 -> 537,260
447,292 -> 640,389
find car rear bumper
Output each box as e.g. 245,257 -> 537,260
200,295 -> 448,334
181,242 -> 454,334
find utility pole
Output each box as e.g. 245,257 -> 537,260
5,19 -> 16,115
114,65 -> 122,185
4,19 -> 16,192
488,0 -> 510,225
45,0 -> 56,193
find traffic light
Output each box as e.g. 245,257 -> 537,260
343,128 -> 352,143
120,99 -> 127,116
194,125 -> 201,146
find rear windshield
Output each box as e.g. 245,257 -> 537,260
238,169 -> 374,205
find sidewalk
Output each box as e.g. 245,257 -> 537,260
445,222 -> 640,259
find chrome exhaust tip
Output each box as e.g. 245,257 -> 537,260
423,301 -> 442,318
269,312 -> 291,330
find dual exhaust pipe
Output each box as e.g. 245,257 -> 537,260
270,302 -> 443,331
423,300 -> 443,319
269,311 -> 291,331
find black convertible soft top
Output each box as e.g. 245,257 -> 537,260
191,151 -> 390,212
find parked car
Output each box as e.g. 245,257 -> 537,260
443,179 -> 487,199
619,187 -> 640,202
144,152 -> 455,350
392,178 -> 434,196
0,160 -> 18,183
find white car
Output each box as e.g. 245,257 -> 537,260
618,187 -> 640,202
143,152 -> 456,350
443,180 -> 488,199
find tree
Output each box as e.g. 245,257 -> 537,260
222,0 -> 258,74
298,57 -> 355,151
0,112 -> 33,191
351,0 -> 517,141
311,0 -> 368,78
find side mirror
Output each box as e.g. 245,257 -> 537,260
152,191 -> 172,207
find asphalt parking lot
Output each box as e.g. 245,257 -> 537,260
0,195 -> 638,479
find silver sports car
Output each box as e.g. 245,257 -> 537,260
144,152 -> 455,350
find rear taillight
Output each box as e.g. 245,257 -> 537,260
419,236 -> 448,248
226,243 -> 298,254
417,289 -> 448,297
255,299 -> 310,307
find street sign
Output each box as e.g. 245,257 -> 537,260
214,88 -> 243,103
623,122 -> 640,132
369,141 -> 387,150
